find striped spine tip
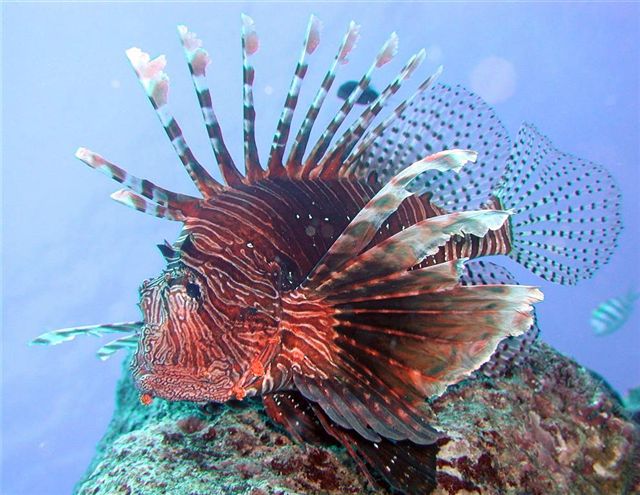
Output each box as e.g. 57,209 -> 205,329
241,14 -> 259,55
339,21 -> 360,63
125,47 -> 169,106
306,15 -> 322,54
177,25 -> 210,76
405,49 -> 427,80
376,32 -> 399,67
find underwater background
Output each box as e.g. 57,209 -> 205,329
2,2 -> 639,494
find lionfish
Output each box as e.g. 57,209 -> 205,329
32,15 -> 622,494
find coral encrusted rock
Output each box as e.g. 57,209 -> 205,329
75,342 -> 639,495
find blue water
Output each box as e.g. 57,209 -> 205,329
3,3 -> 639,494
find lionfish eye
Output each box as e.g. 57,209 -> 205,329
186,282 -> 201,300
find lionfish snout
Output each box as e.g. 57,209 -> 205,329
129,264 -> 242,402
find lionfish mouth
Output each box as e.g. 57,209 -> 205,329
134,370 -> 233,403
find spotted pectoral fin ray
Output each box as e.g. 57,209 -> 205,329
30,321 -> 142,346
460,260 -> 540,377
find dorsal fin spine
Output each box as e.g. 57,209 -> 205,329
318,48 -> 426,179
266,15 -> 322,176
285,21 -> 361,174
240,14 -> 264,182
125,47 -> 222,197
177,25 -> 244,187
74,147 -> 198,209
301,32 -> 399,177
342,66 -> 443,176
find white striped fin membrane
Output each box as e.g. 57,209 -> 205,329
590,289 -> 638,336
30,322 -> 142,346
460,260 -> 540,378
349,82 -> 511,210
500,124 -> 623,285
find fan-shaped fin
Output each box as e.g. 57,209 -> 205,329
30,321 -> 142,346
177,25 -> 243,187
125,47 -> 222,197
497,124 -> 622,284
347,82 -> 511,209
266,15 -> 322,176
282,199 -> 542,444
458,260 -> 540,378
286,21 -> 361,173
318,209 -> 511,292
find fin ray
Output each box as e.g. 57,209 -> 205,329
126,47 -> 222,197
97,334 -> 139,361
30,321 -> 142,346
177,25 -> 244,186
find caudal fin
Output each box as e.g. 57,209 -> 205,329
496,124 -> 622,285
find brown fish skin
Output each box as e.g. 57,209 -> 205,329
130,177 -> 514,406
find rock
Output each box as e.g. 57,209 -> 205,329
75,343 -> 639,495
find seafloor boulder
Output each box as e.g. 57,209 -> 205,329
75,342 -> 639,495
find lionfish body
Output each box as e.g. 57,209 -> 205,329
33,15 -> 622,494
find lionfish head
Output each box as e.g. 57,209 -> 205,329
131,221 -> 283,403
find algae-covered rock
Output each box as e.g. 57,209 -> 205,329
75,343 -> 639,495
